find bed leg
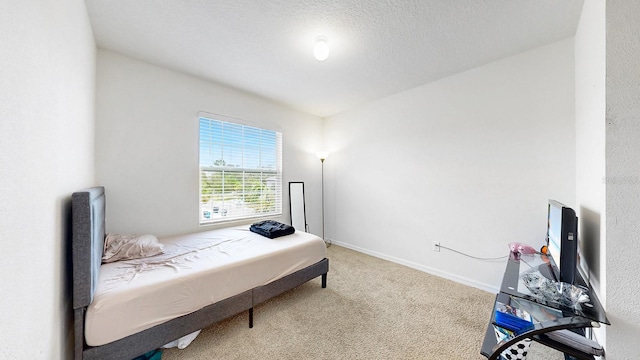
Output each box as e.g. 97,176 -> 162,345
321,273 -> 327,288
249,308 -> 253,328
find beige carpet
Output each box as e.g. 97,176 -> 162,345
162,245 -> 564,360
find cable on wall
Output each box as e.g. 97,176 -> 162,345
435,244 -> 508,261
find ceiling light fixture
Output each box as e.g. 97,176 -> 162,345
314,36 -> 329,61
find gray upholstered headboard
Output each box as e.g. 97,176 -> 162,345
72,186 -> 106,309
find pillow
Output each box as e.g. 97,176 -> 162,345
102,233 -> 164,263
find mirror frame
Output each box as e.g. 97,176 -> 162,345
289,182 -> 308,232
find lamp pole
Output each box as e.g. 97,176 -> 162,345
317,152 -> 330,246
321,157 -> 326,245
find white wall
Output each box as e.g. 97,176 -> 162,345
0,1 -> 96,359
324,39 -> 576,291
96,50 -> 324,237
574,0 -> 607,347
605,0 -> 640,357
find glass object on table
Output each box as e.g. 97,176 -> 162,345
499,252 -> 608,325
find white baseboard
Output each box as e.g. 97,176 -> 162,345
328,238 -> 499,294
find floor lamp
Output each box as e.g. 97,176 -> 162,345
316,151 -> 330,247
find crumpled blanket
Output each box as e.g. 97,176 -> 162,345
249,220 -> 295,239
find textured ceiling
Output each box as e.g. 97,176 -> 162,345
86,0 -> 585,118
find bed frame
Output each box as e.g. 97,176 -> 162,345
72,186 -> 329,360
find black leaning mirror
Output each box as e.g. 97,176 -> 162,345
289,182 -> 308,232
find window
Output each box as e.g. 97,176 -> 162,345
199,115 -> 282,224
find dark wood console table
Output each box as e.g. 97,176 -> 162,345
480,252 -> 609,360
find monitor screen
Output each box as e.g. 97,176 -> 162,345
546,200 -> 578,284
547,202 -> 563,272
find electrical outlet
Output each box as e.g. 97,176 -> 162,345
432,241 -> 440,252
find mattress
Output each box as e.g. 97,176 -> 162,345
85,226 -> 326,346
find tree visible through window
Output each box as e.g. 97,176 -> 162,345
199,115 -> 282,224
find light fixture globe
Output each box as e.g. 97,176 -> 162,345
314,37 -> 329,61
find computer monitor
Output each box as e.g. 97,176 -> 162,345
546,200 -> 578,284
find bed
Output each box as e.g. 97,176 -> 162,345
72,186 -> 329,360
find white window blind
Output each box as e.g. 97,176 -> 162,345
199,115 -> 282,224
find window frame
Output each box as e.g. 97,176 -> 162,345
198,113 -> 283,225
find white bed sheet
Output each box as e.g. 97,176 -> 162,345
85,226 -> 326,346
